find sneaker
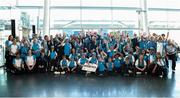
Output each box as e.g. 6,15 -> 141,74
54,71 -> 60,75
159,75 -> 163,78
136,72 -> 141,75
128,70 -> 132,73
61,71 -> 65,74
98,74 -> 103,76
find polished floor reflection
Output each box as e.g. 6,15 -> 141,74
0,61 -> 180,97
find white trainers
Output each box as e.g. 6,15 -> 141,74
54,71 -> 60,75
136,72 -> 141,75
61,71 -> 65,74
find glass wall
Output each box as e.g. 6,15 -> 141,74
0,0 -> 180,41
1,0 -> 180,66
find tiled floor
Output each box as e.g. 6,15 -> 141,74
0,59 -> 180,97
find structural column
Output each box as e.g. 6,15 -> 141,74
43,0 -> 50,36
140,0 -> 148,33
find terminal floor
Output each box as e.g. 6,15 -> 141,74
0,60 -> 180,97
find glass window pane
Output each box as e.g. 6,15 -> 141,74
18,0 -> 43,6
50,0 -> 80,6
51,9 -> 80,20
113,0 -> 140,7
82,0 -> 111,7
147,0 -> 180,9
82,9 -> 111,20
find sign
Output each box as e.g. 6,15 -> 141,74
22,27 -> 30,38
82,63 -> 98,72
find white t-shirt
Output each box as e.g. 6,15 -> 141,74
15,59 -> 22,68
26,56 -> 35,65
149,55 -> 155,63
11,45 -> 18,54
157,59 -> 165,66
157,42 -> 163,55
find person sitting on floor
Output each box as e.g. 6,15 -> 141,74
37,49 -> 48,73
106,57 -> 114,75
86,52 -> 98,76
147,47 -> 157,75
97,56 -> 106,76
60,55 -> 69,74
113,53 -> 123,74
152,53 -> 168,77
12,52 -> 24,74
48,46 -> 57,72
25,49 -> 36,73
135,54 -> 147,75
68,58 -> 77,73
77,53 -> 88,73
123,56 -> 135,76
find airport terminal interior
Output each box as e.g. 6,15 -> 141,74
0,0 -> 180,97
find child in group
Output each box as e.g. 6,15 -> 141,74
68,58 -> 77,73
20,42 -> 29,61
89,52 -> 98,64
10,39 -> 19,57
125,51 -> 135,66
48,46 -> 57,72
9,39 -> 19,70
113,53 -> 123,74
37,49 -> 48,73
147,47 -> 157,75
69,48 -> 78,61
60,56 -> 69,74
135,54 -> 147,75
64,39 -> 72,58
97,56 -> 106,76
12,52 -> 24,74
31,39 -> 41,58
152,53 -> 168,77
141,49 -> 148,63
123,57 -> 135,76
77,53 -> 88,73
106,57 -> 114,75
25,49 -> 36,73
86,52 -> 98,76
133,46 -> 140,61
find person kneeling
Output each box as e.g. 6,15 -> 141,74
77,53 -> 88,74
37,49 -> 48,73
106,57 -> 114,75
152,53 -> 168,77
123,57 -> 135,76
25,49 -> 36,73
97,56 -> 106,76
12,52 -> 24,74
68,58 -> 77,73
135,54 -> 147,75
59,56 -> 70,74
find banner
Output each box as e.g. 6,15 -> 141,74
22,27 -> 30,38
82,63 -> 98,72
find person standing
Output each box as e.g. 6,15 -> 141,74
165,40 -> 177,72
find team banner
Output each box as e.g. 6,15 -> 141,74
82,63 -> 98,72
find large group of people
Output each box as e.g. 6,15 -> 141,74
4,32 -> 179,77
